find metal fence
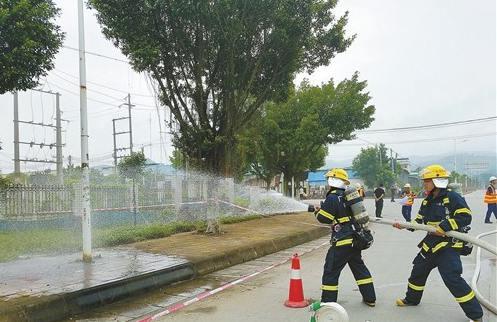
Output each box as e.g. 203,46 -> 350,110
0,176 -> 218,220
0,185 -> 73,219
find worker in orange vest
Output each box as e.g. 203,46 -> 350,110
484,176 -> 497,223
355,183 -> 366,198
400,183 -> 415,222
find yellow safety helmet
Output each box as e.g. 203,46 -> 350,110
325,168 -> 350,185
419,164 -> 450,179
420,164 -> 450,188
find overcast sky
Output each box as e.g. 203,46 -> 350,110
0,0 -> 495,173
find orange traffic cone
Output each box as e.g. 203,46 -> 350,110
284,253 -> 309,308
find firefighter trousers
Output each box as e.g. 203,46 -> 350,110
321,244 -> 376,303
404,247 -> 483,320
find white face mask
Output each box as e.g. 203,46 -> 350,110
328,177 -> 346,189
432,178 -> 449,189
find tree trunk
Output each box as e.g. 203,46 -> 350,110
205,219 -> 221,234
204,180 -> 222,234
265,177 -> 272,190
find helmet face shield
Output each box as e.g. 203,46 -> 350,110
328,177 -> 347,189
432,178 -> 449,189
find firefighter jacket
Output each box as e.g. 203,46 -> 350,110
413,189 -> 471,254
315,189 -> 357,246
484,185 -> 497,204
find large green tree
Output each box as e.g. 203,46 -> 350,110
242,74 -> 375,192
0,0 -> 64,94
352,144 -> 399,188
89,0 -> 354,176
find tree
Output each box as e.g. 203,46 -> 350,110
118,151 -> 147,225
0,0 -> 64,94
352,144 -> 399,188
169,149 -> 186,170
0,175 -> 14,189
243,74 -> 375,192
88,0 -> 354,176
237,113 -> 282,189
118,151 -> 147,180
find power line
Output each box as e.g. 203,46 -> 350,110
44,80 -> 122,107
357,116 -> 497,133
62,45 -> 129,63
45,77 -> 159,110
338,132 -> 497,146
54,68 -> 154,98
51,71 -> 126,101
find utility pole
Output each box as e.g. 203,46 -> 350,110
113,94 -> 134,164
78,0 -> 92,262
126,93 -> 133,153
112,119 -> 118,168
113,94 -> 137,224
377,145 -> 382,167
112,116 -> 133,164
390,149 -> 394,173
13,89 -> 63,180
55,93 -> 63,184
125,93 -> 137,225
454,139 -> 457,175
13,92 -> 20,175
149,114 -> 152,159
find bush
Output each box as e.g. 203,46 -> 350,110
219,215 -> 262,224
0,176 -> 13,189
95,221 -> 201,247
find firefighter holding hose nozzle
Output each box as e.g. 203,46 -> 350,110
310,168 -> 376,307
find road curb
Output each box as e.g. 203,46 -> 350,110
191,226 -> 329,276
0,263 -> 195,322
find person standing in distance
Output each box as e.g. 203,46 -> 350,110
374,183 -> 385,218
400,183 -> 415,222
484,176 -> 497,223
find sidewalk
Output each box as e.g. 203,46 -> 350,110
0,212 -> 327,322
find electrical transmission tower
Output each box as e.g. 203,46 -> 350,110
112,93 -> 134,167
13,89 -> 64,184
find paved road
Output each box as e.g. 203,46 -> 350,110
73,191 -> 496,322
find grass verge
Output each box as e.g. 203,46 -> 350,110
0,215 -> 263,262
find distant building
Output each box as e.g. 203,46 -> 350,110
306,167 -> 364,199
397,157 -> 411,173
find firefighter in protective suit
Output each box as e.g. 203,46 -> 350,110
394,164 -> 483,321
314,168 -> 376,306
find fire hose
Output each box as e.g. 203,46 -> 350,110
471,229 -> 497,315
367,217 -> 497,256
368,217 -> 497,315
